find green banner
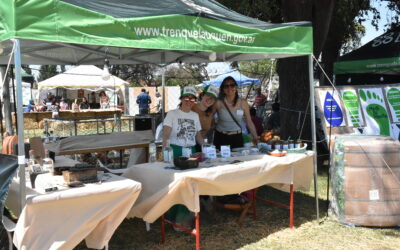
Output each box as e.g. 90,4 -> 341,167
334,57 -> 400,74
0,0 -> 312,55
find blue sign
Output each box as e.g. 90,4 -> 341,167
323,92 -> 344,126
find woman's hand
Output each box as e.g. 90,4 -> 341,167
251,136 -> 259,146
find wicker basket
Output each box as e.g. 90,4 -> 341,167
287,143 -> 307,154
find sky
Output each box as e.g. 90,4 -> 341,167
361,1 -> 392,45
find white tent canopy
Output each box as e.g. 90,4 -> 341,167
37,65 -> 129,106
38,65 -> 128,91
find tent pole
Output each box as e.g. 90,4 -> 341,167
161,53 -> 165,121
14,39 -> 26,213
308,54 -> 319,221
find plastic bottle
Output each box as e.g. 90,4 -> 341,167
163,139 -> 174,163
149,140 -> 157,162
42,149 -> 54,174
201,139 -> 210,160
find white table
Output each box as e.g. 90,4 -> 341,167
6,173 -> 142,250
123,152 -> 314,223
122,152 -> 313,250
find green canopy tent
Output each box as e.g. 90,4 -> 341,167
334,26 -> 400,85
0,0 -> 318,225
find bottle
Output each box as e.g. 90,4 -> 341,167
201,139 -> 210,159
149,140 -> 157,162
181,137 -> 192,158
295,139 -> 302,149
42,149 -> 54,174
28,150 -> 42,173
163,139 -> 174,163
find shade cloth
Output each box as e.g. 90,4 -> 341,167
123,152 -> 313,223
201,70 -> 261,87
44,130 -> 154,155
6,173 -> 141,250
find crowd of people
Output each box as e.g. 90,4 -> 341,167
24,91 -> 111,113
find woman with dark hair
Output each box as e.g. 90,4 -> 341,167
99,91 -> 110,109
191,85 -> 219,147
214,76 -> 258,149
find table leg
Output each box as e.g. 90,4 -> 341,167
255,184 -> 295,228
195,212 -> 200,250
161,215 -> 166,244
119,149 -> 123,168
252,189 -> 257,219
289,183 -> 294,228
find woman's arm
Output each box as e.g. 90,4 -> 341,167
195,132 -> 204,146
162,125 -> 172,148
242,99 -> 259,144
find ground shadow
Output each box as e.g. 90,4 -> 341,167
74,186 -> 328,250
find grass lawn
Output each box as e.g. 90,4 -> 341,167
74,170 -> 400,250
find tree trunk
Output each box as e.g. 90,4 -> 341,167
0,66 -> 14,135
278,0 -> 335,142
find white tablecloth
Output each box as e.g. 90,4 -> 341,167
122,152 -> 313,223
6,173 -> 142,250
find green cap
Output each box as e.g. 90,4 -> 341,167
180,86 -> 197,99
203,85 -> 219,99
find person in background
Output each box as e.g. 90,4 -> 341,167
163,86 -> 203,230
59,98 -> 69,110
99,91 -> 110,109
136,88 -> 151,114
254,88 -> 267,119
249,107 -> 263,136
155,92 -> 162,113
214,76 -> 259,150
43,92 -> 53,110
90,92 -> 97,109
37,100 -> 47,112
191,85 -> 219,150
25,99 -> 36,113
79,97 -> 90,110
265,102 -> 280,131
48,100 -> 60,118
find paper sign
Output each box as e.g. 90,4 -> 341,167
358,88 -> 391,137
318,90 -> 345,127
385,86 -> 400,123
369,189 -> 379,201
206,146 -> 217,159
220,145 -> 231,158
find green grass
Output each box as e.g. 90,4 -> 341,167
74,171 -> 400,250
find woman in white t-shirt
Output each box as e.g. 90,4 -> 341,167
163,86 -> 203,157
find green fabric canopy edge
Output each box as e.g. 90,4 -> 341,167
0,0 -> 312,55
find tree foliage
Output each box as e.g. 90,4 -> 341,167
158,63 -> 209,87
110,64 -> 158,87
37,65 -> 59,82
237,59 -> 276,87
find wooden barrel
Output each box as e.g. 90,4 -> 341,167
339,137 -> 400,227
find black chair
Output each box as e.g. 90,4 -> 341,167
0,154 -> 19,250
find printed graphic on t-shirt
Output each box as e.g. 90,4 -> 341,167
176,118 -> 196,143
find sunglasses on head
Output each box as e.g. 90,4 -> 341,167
222,84 -> 236,89
182,96 -> 196,102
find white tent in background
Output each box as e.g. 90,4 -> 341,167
37,65 -> 129,108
